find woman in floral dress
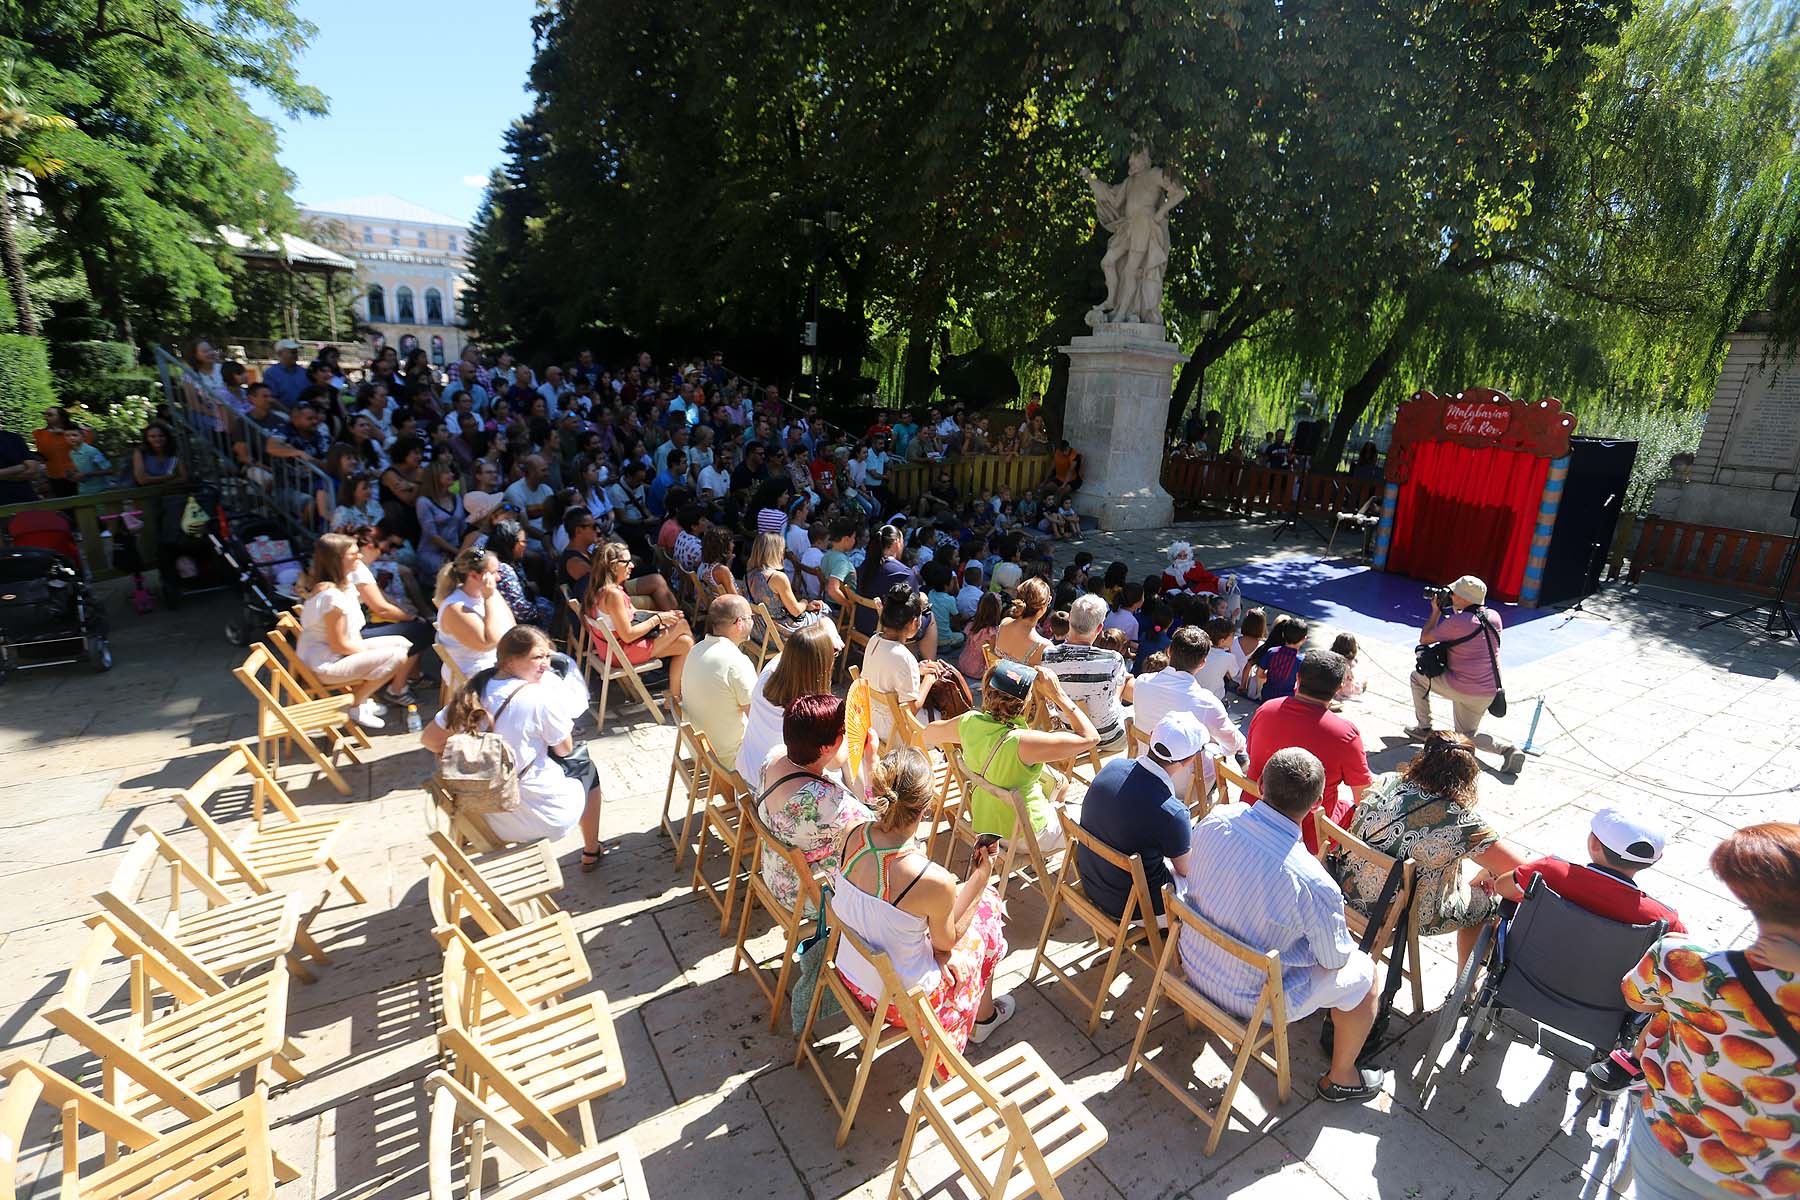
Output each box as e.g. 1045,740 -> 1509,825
756,693 -> 875,915
1345,732 -> 1530,967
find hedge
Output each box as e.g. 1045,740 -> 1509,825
0,335 -> 56,435
49,339 -> 137,378
56,369 -> 160,413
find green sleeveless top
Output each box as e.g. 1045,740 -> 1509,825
957,710 -> 1050,838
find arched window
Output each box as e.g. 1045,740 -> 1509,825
430,335 -> 445,366
395,286 -> 415,323
366,284 -> 386,322
424,287 -> 444,325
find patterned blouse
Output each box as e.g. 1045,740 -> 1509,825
757,768 -> 874,914
1344,773 -> 1499,937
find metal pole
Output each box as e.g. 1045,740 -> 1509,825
1521,695 -> 1547,756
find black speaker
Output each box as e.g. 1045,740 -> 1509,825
1537,437 -> 1638,605
1791,486 -> 1800,521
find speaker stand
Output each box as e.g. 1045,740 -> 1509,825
1697,515 -> 1800,642
1271,468 -> 1330,545
1559,539 -> 1614,623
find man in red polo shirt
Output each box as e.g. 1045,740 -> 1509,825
1246,650 -> 1373,853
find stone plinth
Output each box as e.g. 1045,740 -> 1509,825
1667,327 -> 1800,533
1058,325 -> 1185,531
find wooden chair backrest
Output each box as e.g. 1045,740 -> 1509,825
95,829 -> 239,990
425,777 -> 505,854
1124,717 -> 1148,758
742,797 -> 822,919
433,1023 -> 580,1158
437,644 -> 470,693
1211,751 -> 1261,802
1054,811 -> 1163,963
425,1070 -> 555,1200
426,855 -> 509,939
1312,811 -> 1416,958
436,925 -> 533,1032
268,611 -> 344,699
426,831 -> 532,930
233,643 -> 314,722
1157,884 -> 1286,1031
172,744 -> 296,893
822,890 -> 929,1045
907,999 -> 1058,1188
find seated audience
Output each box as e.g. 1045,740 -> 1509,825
1179,747 -> 1384,1102
679,595 -> 757,772
746,530 -> 825,637
756,693 -> 876,914
1076,713 -> 1206,920
435,547 -> 515,685
295,532 -> 418,726
1041,593 -> 1134,753
993,577 -> 1051,666
832,748 -> 1015,1049
1132,627 -> 1246,763
739,621 -> 841,784
583,541 -> 694,701
1249,615 -> 1307,701
1246,651 -> 1372,854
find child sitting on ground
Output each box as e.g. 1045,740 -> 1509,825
1134,597 -> 1176,674
955,561 -> 986,619
1229,607 -> 1267,693
1249,615 -> 1307,702
1196,616 -> 1238,700
1101,560 -> 1129,604
923,559 -> 965,652
1047,493 -> 1080,539
1104,582 -> 1144,645
1328,631 -> 1363,707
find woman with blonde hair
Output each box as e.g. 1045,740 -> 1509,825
745,530 -> 824,638
831,747 -> 1015,1049
435,546 -> 514,686
294,532 -> 418,726
584,541 -> 693,701
737,620 -> 842,783
993,576 -> 1051,667
421,625 -> 604,870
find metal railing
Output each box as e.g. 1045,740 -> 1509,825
152,346 -> 330,550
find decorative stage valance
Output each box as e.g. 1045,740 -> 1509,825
1386,387 -> 1576,484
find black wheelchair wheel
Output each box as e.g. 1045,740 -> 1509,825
1416,921 -> 1495,1096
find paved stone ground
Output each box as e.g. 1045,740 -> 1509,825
4,515 -> 1797,1199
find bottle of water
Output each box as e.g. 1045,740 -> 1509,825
405,702 -> 423,733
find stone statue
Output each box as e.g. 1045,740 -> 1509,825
1082,147 -> 1187,328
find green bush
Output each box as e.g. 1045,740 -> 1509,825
0,335 -> 57,436
49,339 -> 137,378
57,369 -> 160,413
0,281 -> 16,331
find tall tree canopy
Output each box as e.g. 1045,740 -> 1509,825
3,0 -> 324,343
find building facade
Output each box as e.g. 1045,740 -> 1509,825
302,194 -> 472,368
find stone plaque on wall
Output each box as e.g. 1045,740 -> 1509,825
1724,365 -> 1800,472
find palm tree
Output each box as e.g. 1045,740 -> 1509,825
0,66 -> 74,336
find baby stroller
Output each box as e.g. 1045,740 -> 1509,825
209,514 -> 304,646
0,547 -> 112,682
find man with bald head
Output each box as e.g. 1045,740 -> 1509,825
503,454 -> 555,549
680,595 -> 757,772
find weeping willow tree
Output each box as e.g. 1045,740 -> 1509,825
1201,0 -> 1800,470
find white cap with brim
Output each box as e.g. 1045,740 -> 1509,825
1150,711 -> 1207,762
1590,806 -> 1666,865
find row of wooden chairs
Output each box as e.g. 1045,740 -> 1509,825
0,739 -> 373,1195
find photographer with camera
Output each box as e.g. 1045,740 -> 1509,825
1408,575 -> 1525,774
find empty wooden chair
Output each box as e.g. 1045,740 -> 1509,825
96,827 -> 316,991
568,596 -> 667,729
1123,885 -> 1292,1156
425,1070 -> 648,1200
1026,810 -> 1164,1034
233,643 -> 370,794
1313,811 -> 1424,1014
434,913 -> 592,1029
425,830 -> 562,933
688,738 -> 752,935
0,1059 -> 292,1194
890,998 -> 1108,1200
437,950 -> 625,1159
173,742 -> 367,914
42,920 -> 305,1163
794,895 -> 928,1148
732,801 -> 824,1029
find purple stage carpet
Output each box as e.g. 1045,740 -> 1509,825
1231,555 -> 1615,669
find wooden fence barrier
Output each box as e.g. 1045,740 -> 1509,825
0,484 -> 181,580
1160,457 -> 1384,519
1624,516 -> 1797,597
885,454 -> 1054,506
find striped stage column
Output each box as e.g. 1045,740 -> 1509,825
1371,482 -> 1401,570
1517,454 -> 1571,607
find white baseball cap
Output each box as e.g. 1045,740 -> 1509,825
1590,806 -> 1667,865
1150,712 -> 1207,762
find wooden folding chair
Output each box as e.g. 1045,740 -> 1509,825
96,828 -> 316,993
437,950 -> 625,1159
794,894 -> 929,1148
425,829 -> 562,932
679,564 -> 705,624
1211,751 -> 1261,805
871,680 -> 962,863
688,738 -> 753,935
942,744 -> 1063,904
1313,811 -> 1425,1014
575,597 -> 668,729
837,581 -> 879,678
41,920 -> 305,1166
1026,810 -> 1164,1034
890,998 -> 1108,1200
732,802 -> 823,1029
0,1059 -> 289,1195
426,777 -> 508,853
662,696 -> 716,864
425,1070 -> 648,1200
434,913 -> 592,1029
437,642 -> 471,694
233,644 -> 370,794
749,600 -> 787,668
173,742 -> 368,913
1123,885 -> 1292,1156
267,610 -> 352,700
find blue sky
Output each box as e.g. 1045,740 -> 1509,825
253,0 -> 539,226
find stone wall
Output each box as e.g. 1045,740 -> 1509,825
1657,329 -> 1799,533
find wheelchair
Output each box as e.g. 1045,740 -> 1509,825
1415,873 -> 1669,1115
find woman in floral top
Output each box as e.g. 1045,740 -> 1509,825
1622,822 -> 1800,1200
755,693 -> 875,915
1345,732 -> 1529,966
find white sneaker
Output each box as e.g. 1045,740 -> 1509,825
350,699 -> 386,727
969,994 -> 1016,1045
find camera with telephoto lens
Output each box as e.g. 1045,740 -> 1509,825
1423,584 -> 1454,608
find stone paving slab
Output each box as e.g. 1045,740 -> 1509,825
2,518 -> 1794,1198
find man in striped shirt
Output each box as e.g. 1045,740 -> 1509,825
1041,594 -> 1134,751
1178,746 -> 1385,1102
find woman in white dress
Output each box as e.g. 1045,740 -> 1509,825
294,533 -> 417,727
422,625 -> 604,870
434,546 -> 515,687
737,620 -> 840,787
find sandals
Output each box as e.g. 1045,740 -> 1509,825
580,849 -> 601,873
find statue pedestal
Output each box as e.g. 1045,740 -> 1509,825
1058,325 -> 1184,531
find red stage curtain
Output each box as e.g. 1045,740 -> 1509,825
1386,442 -> 1549,602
